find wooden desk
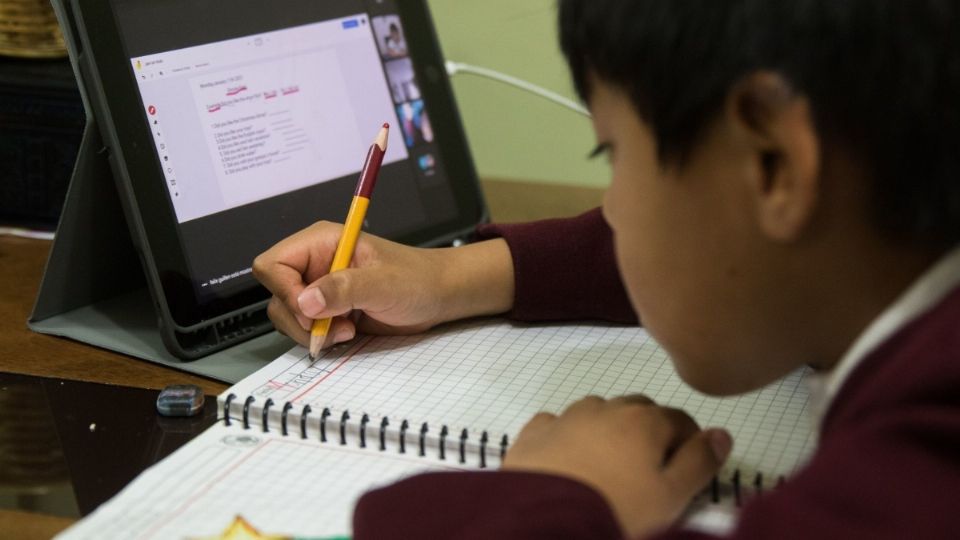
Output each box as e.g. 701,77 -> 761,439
0,178 -> 604,538
0,235 -> 231,396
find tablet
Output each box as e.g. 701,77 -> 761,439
64,0 -> 486,359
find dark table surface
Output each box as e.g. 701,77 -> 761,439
0,372 -> 217,520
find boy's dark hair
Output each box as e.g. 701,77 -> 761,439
559,0 -> 960,249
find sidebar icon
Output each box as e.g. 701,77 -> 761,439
147,105 -> 180,200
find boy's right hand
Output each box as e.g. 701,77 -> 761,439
252,221 -> 514,350
503,395 -> 732,538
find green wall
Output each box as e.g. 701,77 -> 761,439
426,0 -> 610,188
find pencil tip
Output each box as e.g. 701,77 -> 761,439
375,123 -> 390,152
309,335 -> 322,360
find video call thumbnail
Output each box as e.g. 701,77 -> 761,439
385,57 -> 420,104
396,99 -> 433,148
373,15 -> 432,149
372,15 -> 407,59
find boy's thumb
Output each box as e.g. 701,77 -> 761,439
663,429 -> 732,499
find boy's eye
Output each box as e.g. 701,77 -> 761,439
588,143 -> 612,160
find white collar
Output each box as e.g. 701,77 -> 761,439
808,245 -> 960,427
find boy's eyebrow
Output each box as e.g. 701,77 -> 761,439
588,143 -> 611,159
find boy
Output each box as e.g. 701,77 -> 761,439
252,0 -> 960,537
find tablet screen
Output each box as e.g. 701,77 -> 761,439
88,0 -> 482,327
130,15 -> 412,225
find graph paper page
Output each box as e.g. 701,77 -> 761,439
58,410 -> 732,539
56,422 -> 462,540
225,319 -> 814,480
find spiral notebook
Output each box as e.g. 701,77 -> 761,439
57,319 -> 815,539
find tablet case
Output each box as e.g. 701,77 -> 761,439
29,0 -> 470,382
29,115 -> 291,383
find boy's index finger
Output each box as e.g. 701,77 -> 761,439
252,222 -> 340,296
253,240 -> 323,313
654,406 -> 701,451
253,255 -> 309,315
662,429 -> 732,501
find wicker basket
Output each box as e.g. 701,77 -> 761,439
0,0 -> 67,58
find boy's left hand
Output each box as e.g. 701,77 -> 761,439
502,396 -> 732,538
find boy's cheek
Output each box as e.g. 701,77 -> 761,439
601,172 -> 629,233
601,185 -> 617,230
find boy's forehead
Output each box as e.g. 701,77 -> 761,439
588,81 -> 652,135
586,75 -> 630,110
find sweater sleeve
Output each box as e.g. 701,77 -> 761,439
350,382 -> 960,540
353,471 -> 625,540
352,414 -> 960,540
474,208 -> 638,324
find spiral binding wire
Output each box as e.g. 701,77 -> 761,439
708,470 -> 785,506
222,395 -> 496,469
223,394 -> 786,494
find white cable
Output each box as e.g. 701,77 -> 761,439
445,60 -> 591,118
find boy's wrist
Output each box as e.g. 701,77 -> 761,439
435,238 -> 515,323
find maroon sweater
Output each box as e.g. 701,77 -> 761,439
354,209 -> 960,539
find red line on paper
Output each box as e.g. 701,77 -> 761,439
287,339 -> 372,403
139,438 -> 277,539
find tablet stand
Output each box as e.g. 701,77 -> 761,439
34,0 -> 480,382
29,119 -> 292,384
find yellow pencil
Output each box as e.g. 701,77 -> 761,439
309,123 -> 389,358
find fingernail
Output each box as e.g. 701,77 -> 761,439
708,429 -> 733,463
295,314 -> 312,331
297,288 -> 325,317
334,326 -> 354,343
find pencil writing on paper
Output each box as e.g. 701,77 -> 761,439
309,123 -> 390,358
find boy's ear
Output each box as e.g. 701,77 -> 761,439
726,72 -> 821,242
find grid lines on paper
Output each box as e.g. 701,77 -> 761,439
130,429 -> 453,539
246,319 -> 814,480
71,438 -> 240,540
